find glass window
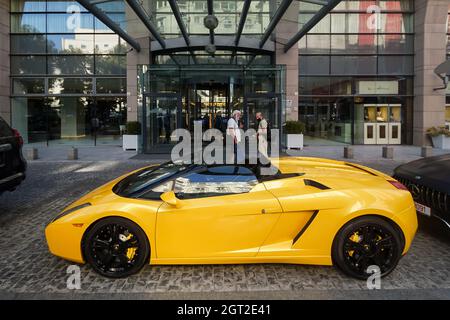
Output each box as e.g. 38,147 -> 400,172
94,34 -> 121,54
96,78 -> 126,94
12,78 -> 45,94
46,97 -> 92,143
378,56 -> 413,75
330,56 -> 377,75
378,34 -> 413,54
11,0 -> 47,12
304,35 -> 330,54
215,14 -> 238,34
48,55 -> 94,75
330,77 -> 353,95
94,14 -> 126,33
243,13 -> 269,34
11,34 -> 47,54
12,97 -> 48,144
46,1 -> 88,12
299,77 -> 330,95
331,13 -> 376,34
48,78 -> 93,94
173,166 -> 258,199
11,13 -> 46,33
11,56 -> 46,75
331,34 -> 376,54
299,56 -> 329,75
47,34 -> 94,54
115,163 -> 189,197
47,13 -> 94,33
379,0 -> 414,12
380,13 -> 413,33
95,55 -> 126,75
0,117 -> 12,137
152,12 -> 181,35
299,13 -> 330,33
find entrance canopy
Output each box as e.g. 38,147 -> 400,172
76,0 -> 342,61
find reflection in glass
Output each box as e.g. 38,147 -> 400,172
48,55 -> 94,75
11,13 -> 46,33
96,78 -> 126,94
47,34 -> 95,54
11,34 -> 47,54
48,78 -> 93,94
11,56 -> 46,75
13,78 -> 45,94
47,13 -> 94,33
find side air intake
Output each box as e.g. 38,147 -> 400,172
304,179 -> 330,190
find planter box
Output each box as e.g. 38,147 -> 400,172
287,134 -> 304,150
431,135 -> 450,149
123,134 -> 138,151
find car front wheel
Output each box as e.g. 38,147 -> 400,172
83,217 -> 149,278
332,216 -> 403,280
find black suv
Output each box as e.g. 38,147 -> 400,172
0,116 -> 26,194
393,154 -> 450,229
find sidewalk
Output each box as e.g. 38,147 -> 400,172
22,144 -> 450,166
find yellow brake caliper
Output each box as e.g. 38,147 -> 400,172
348,232 -> 361,257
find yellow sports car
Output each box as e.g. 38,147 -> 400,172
45,157 -> 417,279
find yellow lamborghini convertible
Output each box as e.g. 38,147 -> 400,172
45,157 -> 417,279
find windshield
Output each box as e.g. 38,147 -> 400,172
113,162 -> 189,197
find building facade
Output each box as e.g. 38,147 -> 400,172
0,0 -> 449,152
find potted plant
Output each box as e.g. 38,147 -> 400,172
123,121 -> 141,151
285,121 -> 305,150
427,126 -> 450,149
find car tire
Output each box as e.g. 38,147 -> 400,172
332,216 -> 403,280
83,217 -> 150,278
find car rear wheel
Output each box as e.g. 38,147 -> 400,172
332,216 -> 403,280
83,217 -> 149,278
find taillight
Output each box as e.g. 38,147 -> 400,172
12,128 -> 23,146
388,180 -> 408,191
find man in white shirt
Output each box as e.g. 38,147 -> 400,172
227,110 -> 244,163
256,112 -> 268,160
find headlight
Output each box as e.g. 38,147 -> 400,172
52,203 -> 91,222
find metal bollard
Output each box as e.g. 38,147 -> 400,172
26,148 -> 38,160
68,147 -> 78,160
343,146 -> 353,159
382,146 -> 394,159
421,146 -> 432,158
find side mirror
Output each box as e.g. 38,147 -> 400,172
160,191 -> 183,208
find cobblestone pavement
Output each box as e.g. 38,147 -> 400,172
0,160 -> 450,299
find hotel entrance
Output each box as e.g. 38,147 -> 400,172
140,65 -> 285,153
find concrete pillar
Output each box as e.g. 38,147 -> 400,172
126,37 -> 150,123
126,4 -> 151,124
0,0 -> 10,123
382,146 -> 394,159
413,0 -> 448,146
343,146 -> 353,159
275,1 -> 299,122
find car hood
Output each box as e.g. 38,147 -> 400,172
394,154 -> 450,192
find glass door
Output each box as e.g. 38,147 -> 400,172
143,93 -> 182,153
245,94 -> 280,131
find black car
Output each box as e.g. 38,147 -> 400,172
0,116 -> 27,194
393,154 -> 450,229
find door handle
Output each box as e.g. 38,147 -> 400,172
261,208 -> 279,214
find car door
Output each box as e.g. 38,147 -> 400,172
155,165 -> 282,259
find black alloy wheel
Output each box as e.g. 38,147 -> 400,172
83,217 -> 149,278
332,216 -> 403,280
